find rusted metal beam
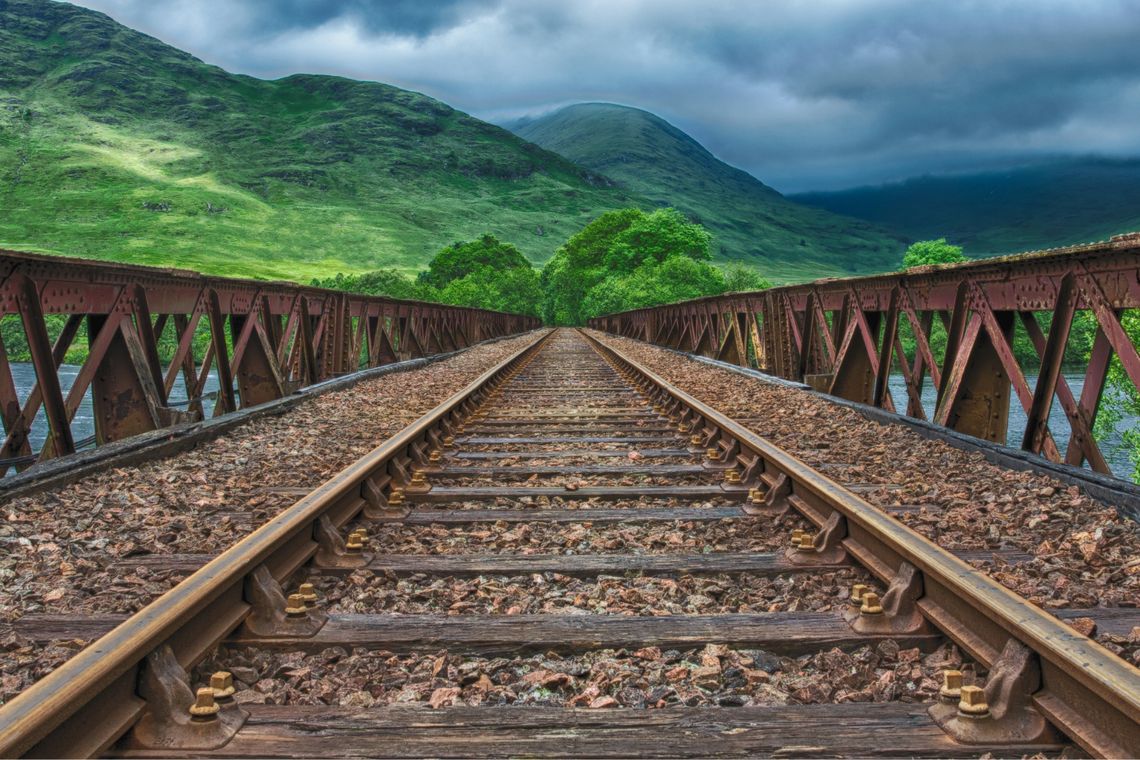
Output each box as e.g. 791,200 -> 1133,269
589,234 -> 1140,478
0,251 -> 539,474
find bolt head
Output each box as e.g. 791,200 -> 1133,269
210,671 -> 236,699
796,534 -> 816,552
690,434 -> 703,445
189,687 -> 220,719
850,583 -> 869,605
724,470 -> 741,483
860,592 -> 884,615
299,582 -> 319,606
957,685 -> 990,717
791,528 -> 805,541
748,487 -> 763,503
706,448 -> 721,461
939,670 -> 963,702
285,593 -> 308,617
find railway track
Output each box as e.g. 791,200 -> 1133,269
1,328 -> 1137,757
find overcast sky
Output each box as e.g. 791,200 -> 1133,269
73,0 -> 1140,192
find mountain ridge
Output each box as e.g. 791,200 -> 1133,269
508,102 -> 905,280
0,0 -> 635,280
792,157 -> 1140,255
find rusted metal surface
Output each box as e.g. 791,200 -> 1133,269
0,329 -> 553,758
588,234 -> 1140,477
583,329 -> 1140,759
0,251 -> 539,474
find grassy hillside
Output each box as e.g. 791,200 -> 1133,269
508,103 -> 905,282
0,0 -> 637,281
792,158 -> 1140,256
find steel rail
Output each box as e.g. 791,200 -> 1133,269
0,329 -> 554,758
581,329 -> 1140,759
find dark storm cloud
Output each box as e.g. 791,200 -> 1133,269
70,0 -> 1140,191
214,0 -> 498,39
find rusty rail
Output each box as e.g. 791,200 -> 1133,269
588,235 -> 1140,478
583,329 -> 1140,758
0,329 -> 553,757
0,251 -> 540,475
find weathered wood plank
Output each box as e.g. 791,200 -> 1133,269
234,612 -> 939,653
106,703 -> 1068,758
453,448 -> 692,459
17,612 -> 938,654
408,485 -> 730,502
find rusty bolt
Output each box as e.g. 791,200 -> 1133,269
939,670 -> 963,703
957,685 -> 991,718
353,528 -> 369,545
298,582 -> 319,607
443,435 -> 456,447
748,487 -> 764,503
345,532 -> 364,553
791,528 -> 805,543
428,449 -> 442,463
860,591 -> 884,615
796,534 -> 816,553
388,489 -> 405,506
706,448 -> 721,461
210,671 -> 235,701
678,422 -> 691,433
189,687 -> 220,720
723,469 -> 741,484
690,434 -> 703,446
849,583 -> 869,605
285,593 -> 308,618
410,471 -> 427,485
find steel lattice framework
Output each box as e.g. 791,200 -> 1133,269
589,234 -> 1140,478
0,250 -> 539,474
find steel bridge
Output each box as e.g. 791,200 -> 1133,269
0,250 -> 538,476
590,234 -> 1140,479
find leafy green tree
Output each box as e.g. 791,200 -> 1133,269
419,234 -> 533,289
1093,310 -> 1140,482
720,262 -> 772,293
311,269 -> 433,301
438,265 -> 542,317
541,207 -> 724,324
901,238 -> 967,269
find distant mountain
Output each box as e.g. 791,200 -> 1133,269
0,0 -> 637,281
508,103 -> 905,281
792,158 -> 1140,256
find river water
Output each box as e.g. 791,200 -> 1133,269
2,363 -> 1135,478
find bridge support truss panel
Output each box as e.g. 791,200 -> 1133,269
589,234 -> 1140,478
0,251 -> 539,475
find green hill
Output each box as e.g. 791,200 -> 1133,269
792,158 -> 1140,256
0,0 -> 637,281
508,103 -> 905,281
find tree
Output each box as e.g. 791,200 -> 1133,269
311,269 -> 432,301
541,207 -> 722,325
901,238 -> 967,269
419,234 -> 533,288
720,262 -> 772,293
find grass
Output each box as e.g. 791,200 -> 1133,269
0,0 -> 638,282
508,103 -> 907,282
